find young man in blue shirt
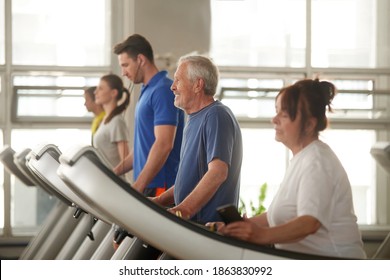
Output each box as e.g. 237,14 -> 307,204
113,34 -> 184,198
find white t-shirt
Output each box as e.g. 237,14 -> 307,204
93,114 -> 128,169
267,140 -> 367,259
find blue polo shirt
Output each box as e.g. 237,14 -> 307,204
133,71 -> 184,189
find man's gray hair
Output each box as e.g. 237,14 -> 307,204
178,55 -> 219,96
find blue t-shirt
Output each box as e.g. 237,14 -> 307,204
174,100 -> 242,224
133,71 -> 184,189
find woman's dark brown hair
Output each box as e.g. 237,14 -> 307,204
276,78 -> 336,136
100,74 -> 130,124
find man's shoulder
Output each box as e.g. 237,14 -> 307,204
149,75 -> 174,102
153,70 -> 173,84
207,101 -> 234,116
149,72 -> 172,92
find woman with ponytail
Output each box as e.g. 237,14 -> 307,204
93,74 -> 130,173
214,78 -> 366,259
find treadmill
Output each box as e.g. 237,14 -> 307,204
57,145 -> 341,260
25,143 -> 114,260
0,145 -> 68,259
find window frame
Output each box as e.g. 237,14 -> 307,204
11,85 -> 93,123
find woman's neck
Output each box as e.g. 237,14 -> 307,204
291,136 -> 318,156
103,103 -> 116,120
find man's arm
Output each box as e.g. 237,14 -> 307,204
153,185 -> 175,206
170,158 -> 228,219
133,125 -> 177,193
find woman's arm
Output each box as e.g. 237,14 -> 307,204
153,186 -> 175,206
220,215 -> 320,245
113,148 -> 133,175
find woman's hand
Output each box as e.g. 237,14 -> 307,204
218,216 -> 263,243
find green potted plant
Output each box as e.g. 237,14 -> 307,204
238,182 -> 268,217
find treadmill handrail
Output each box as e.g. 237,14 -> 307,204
61,146 -> 347,260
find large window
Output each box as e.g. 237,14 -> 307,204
0,0 -> 4,65
1,0 -> 114,238
311,0 -> 381,68
211,0 -> 306,67
211,0 -> 389,69
12,75 -> 100,122
12,0 -> 111,66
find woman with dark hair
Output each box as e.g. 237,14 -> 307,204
93,74 -> 130,171
216,78 -> 366,259
83,86 -> 105,145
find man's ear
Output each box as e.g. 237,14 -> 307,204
194,78 -> 205,94
137,54 -> 146,67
